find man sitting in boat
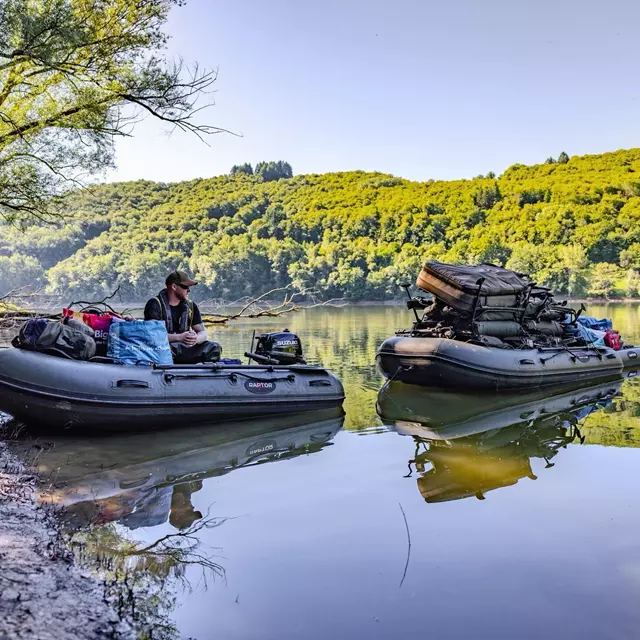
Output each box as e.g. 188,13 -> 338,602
144,270 -> 221,364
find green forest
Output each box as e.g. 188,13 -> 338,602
2,148 -> 640,301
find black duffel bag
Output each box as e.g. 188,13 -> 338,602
13,318 -> 96,360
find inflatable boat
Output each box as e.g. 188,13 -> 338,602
377,336 -> 638,390
0,347 -> 345,429
377,260 -> 639,390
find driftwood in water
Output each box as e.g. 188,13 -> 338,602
0,288 -> 46,328
199,285 -> 346,325
0,286 -> 130,328
0,284 -> 345,329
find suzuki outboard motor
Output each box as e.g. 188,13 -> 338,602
245,329 -> 306,365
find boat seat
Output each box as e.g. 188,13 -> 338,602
416,261 -> 531,313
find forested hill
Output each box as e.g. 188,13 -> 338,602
2,149 -> 640,301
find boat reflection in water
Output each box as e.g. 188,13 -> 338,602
25,410 -> 342,637
377,380 -> 623,503
36,408 -> 344,529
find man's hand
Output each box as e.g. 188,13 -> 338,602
181,330 -> 198,346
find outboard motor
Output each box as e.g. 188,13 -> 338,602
245,329 -> 306,365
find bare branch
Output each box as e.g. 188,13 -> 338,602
199,286 -> 347,325
65,285 -> 123,314
0,286 -> 132,329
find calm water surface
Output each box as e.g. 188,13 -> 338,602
13,304 -> 640,639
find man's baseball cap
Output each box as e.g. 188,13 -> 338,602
166,270 -> 198,287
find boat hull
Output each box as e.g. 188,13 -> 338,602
376,336 -> 637,390
0,348 -> 345,430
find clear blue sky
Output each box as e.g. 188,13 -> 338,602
107,0 -> 640,184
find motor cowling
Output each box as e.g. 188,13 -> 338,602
250,329 -> 306,365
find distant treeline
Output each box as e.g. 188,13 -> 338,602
2,149 -> 640,301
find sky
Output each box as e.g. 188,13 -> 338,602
107,0 -> 640,184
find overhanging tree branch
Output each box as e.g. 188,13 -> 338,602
0,0 -> 234,224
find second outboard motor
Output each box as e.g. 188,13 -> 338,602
245,329 -> 306,365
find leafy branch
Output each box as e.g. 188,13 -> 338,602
0,0 -> 235,224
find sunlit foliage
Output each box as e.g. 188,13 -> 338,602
0,0 -> 221,223
2,148 -> 640,299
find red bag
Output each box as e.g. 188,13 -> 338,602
61,308 -> 123,356
82,312 -> 122,356
604,329 -> 621,351
82,312 -> 115,332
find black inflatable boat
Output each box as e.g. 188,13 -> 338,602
377,335 -> 637,389
377,261 -> 639,390
0,347 -> 345,429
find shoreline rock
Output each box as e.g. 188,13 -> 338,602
0,427 -> 131,640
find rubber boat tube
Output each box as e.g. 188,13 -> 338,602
0,348 -> 345,429
376,336 -> 638,390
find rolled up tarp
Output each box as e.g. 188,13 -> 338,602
475,321 -> 525,338
524,320 -> 564,336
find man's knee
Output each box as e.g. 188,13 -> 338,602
201,340 -> 221,362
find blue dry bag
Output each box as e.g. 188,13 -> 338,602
107,320 -> 172,365
577,316 -> 613,331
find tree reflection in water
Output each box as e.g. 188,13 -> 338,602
69,513 -> 229,639
29,410 -> 344,639
72,514 -> 228,584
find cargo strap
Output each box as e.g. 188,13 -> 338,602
164,372 -> 295,384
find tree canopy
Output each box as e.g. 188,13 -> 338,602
2,148 -> 640,300
0,0 -> 223,223
230,163 -> 253,176
255,161 -> 293,182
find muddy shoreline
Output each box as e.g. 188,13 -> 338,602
0,415 -> 131,640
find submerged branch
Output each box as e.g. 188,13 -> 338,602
398,502 -> 412,588
0,287 -> 48,327
0,286 -> 132,328
65,285 -> 124,314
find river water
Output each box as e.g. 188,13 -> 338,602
7,304 -> 640,639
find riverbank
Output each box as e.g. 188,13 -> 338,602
0,417 -> 130,640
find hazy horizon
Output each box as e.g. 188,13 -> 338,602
100,145 -> 638,187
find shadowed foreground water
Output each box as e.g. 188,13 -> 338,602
10,304 -> 640,639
